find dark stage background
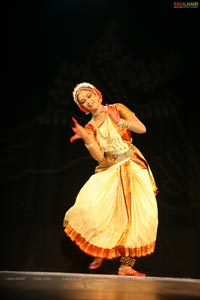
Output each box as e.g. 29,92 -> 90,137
3,1 -> 200,278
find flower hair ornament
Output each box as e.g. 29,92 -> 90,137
72,82 -> 103,108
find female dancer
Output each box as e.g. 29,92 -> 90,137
63,82 -> 158,276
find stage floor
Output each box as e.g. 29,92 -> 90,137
0,271 -> 200,300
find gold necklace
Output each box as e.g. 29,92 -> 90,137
96,115 -> 113,144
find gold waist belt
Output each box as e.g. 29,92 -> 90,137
104,148 -> 133,163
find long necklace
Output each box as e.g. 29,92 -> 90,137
95,115 -> 114,144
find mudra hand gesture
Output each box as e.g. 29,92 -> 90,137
70,117 -> 88,143
106,104 -> 120,124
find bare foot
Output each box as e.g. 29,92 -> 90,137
89,258 -> 103,270
118,266 -> 146,277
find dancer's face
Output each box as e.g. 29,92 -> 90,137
77,89 -> 101,114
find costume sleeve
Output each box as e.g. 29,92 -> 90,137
84,122 -> 97,142
84,122 -> 104,162
115,103 -> 135,120
115,103 -> 146,134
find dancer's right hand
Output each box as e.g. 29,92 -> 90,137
70,117 -> 87,143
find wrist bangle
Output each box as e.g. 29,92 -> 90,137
117,118 -> 129,129
85,142 -> 95,149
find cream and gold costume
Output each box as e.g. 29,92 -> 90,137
63,103 -> 158,260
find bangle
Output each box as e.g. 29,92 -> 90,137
85,142 -> 95,149
117,118 -> 129,129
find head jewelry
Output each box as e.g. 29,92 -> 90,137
72,82 -> 95,105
